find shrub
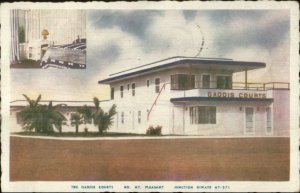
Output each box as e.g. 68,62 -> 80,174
146,125 -> 162,136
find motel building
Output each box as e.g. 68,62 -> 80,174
98,56 -> 290,136
10,101 -> 101,133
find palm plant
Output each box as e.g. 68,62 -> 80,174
20,94 -> 46,133
92,97 -> 117,134
48,101 -> 67,133
19,94 -> 66,133
70,113 -> 82,133
77,105 -> 93,130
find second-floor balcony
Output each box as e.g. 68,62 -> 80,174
166,74 -> 289,101
170,81 -> 289,91
170,74 -> 289,91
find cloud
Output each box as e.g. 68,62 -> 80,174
183,10 -> 197,21
204,10 -> 268,25
206,10 -> 290,55
11,9 -> 291,101
87,10 -> 217,78
88,10 -> 163,41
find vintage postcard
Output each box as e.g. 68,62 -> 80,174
1,1 -> 299,192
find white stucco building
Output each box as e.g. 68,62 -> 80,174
98,56 -> 290,136
10,56 -> 290,136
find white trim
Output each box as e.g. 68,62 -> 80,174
244,107 -> 255,135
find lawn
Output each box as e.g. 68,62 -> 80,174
10,136 -> 289,181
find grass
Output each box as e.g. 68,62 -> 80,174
12,131 -> 162,137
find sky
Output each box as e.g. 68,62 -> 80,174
10,9 -> 290,101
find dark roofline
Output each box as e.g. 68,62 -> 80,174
109,56 -> 233,76
99,58 -> 266,84
170,97 -> 273,103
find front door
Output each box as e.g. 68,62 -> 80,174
172,106 -> 184,134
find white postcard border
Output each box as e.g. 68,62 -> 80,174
1,1 -> 299,192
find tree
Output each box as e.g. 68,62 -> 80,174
20,94 -> 45,133
48,101 -> 67,133
19,94 -> 66,133
77,105 -> 92,130
70,113 -> 82,133
92,97 -> 117,134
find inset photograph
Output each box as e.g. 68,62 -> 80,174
10,9 -> 86,69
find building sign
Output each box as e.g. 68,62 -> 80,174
207,91 -> 267,99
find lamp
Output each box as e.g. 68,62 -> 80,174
41,29 -> 49,40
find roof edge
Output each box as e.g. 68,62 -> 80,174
99,58 -> 266,84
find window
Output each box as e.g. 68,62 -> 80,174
132,83 -> 135,96
120,86 -> 124,98
217,75 -> 232,89
245,107 -> 254,134
29,47 -> 33,58
138,111 -> 141,124
70,112 -> 79,125
189,106 -> 216,124
147,80 -> 150,87
121,112 -> 124,124
155,78 -> 160,93
266,107 -> 272,134
127,84 -> 130,90
171,74 -> 195,90
202,74 -> 210,88
16,112 -> 24,124
110,87 -> 114,100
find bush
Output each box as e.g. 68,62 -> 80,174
146,125 -> 162,136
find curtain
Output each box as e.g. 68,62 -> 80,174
10,10 -> 20,64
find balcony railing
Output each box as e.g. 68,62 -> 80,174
170,81 -> 290,91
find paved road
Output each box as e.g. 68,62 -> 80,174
10,136 -> 289,181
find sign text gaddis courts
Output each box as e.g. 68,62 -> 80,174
207,91 -> 267,99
